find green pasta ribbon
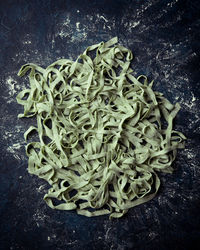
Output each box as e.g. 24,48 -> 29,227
16,37 -> 185,219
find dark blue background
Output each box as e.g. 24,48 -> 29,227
0,0 -> 199,249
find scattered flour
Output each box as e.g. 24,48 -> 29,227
63,14 -> 71,27
3,125 -> 23,140
58,30 -> 69,39
23,40 -> 32,45
181,92 -> 197,109
3,124 -> 26,161
167,0 -> 179,8
7,143 -> 22,160
33,210 -> 48,227
5,76 -> 17,96
67,240 -> 78,245
7,142 -> 21,151
36,184 -> 47,193
186,150 -> 195,160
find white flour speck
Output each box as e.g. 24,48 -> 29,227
186,150 -> 195,159
23,40 -> 32,45
100,15 -> 108,22
105,227 -> 111,240
12,143 -> 21,149
192,95 -> 196,102
131,21 -> 140,28
36,184 -> 47,193
86,14 -> 93,21
76,22 -> 80,31
51,37 -> 55,49
67,240 -> 78,245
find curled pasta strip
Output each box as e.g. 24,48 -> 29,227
16,37 -> 185,218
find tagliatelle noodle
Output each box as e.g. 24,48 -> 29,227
16,37 -> 185,219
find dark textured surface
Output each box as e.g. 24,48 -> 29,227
0,0 -> 200,249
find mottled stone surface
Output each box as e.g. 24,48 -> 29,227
0,0 -> 199,249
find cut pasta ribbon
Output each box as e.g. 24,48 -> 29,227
16,37 -> 186,219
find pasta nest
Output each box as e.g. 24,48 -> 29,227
16,37 -> 185,218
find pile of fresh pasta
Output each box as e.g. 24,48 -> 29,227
16,37 -> 185,218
